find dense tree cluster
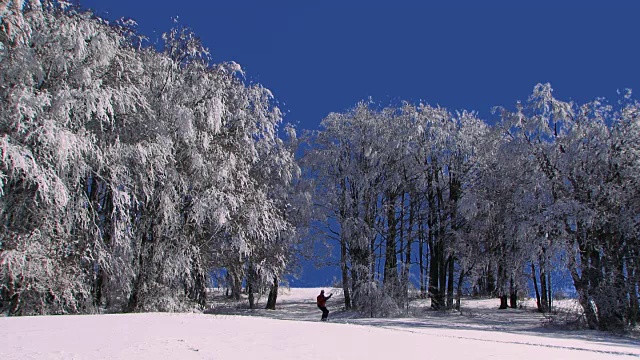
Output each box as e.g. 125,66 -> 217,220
0,1 -> 303,315
303,86 -> 640,330
303,101 -> 487,316
1,1 -> 638,333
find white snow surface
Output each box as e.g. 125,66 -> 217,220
1,288 -> 639,359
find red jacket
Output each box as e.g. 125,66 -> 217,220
317,293 -> 331,307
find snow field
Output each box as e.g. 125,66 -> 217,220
1,288 -> 638,359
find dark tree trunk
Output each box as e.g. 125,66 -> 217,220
629,266 -> 638,327
597,252 -> 628,330
446,255 -> 454,309
428,238 -> 441,309
230,269 -> 243,301
497,261 -> 508,310
8,277 -> 21,315
265,276 -> 278,310
575,286 -> 599,330
349,248 -> 363,308
247,265 -> 257,309
401,240 -> 412,300
539,266 -> 549,313
186,254 -> 207,308
340,235 -> 352,310
88,177 -> 113,309
126,230 -> 151,313
427,165 -> 442,310
383,192 -> 398,294
419,223 -> 426,299
546,270 -> 552,311
447,172 -> 460,310
435,242 -> 446,309
436,180 -> 447,310
93,267 -> 104,308
486,263 -> 496,295
499,295 -> 508,309
248,287 -> 255,309
531,262 -> 542,312
509,277 -> 518,309
455,269 -> 465,311
338,178 -> 352,310
569,244 -> 600,329
126,263 -> 143,312
88,176 -> 102,308
401,196 -> 415,302
475,262 -> 496,297
635,274 -> 640,325
225,272 -> 231,298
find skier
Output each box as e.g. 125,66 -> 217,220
316,289 -> 333,321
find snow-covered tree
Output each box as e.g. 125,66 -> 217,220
0,1 -> 301,315
303,101 -> 486,314
487,84 -> 640,329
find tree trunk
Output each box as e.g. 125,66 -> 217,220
427,165 -> 442,310
401,196 -> 415,302
539,266 -> 549,313
340,235 -> 352,310
126,231 -> 151,313
446,255 -> 454,309
436,179 -> 447,310
230,269 -> 242,301
248,286 -> 255,309
383,192 -> 398,295
499,295 -> 508,309
89,177 -> 113,309
186,254 -> 207,308
629,266 -> 638,327
265,276 -> 278,310
455,269 -> 465,311
568,246 -> 599,329
247,264 -> 256,309
487,263 -> 496,295
635,273 -> 640,325
225,272 -> 231,297
419,224 -> 426,299
476,262 -> 496,297
436,242 -> 446,310
497,262 -> 508,310
531,262 -> 542,312
546,270 -> 552,311
8,276 -> 21,315
447,171 -> 460,310
428,238 -> 440,309
509,277 -> 518,309
93,266 -> 104,308
126,266 -> 143,312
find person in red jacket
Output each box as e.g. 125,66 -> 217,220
317,289 -> 333,321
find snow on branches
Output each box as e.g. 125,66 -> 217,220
0,1 -> 300,315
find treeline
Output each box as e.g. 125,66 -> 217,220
1,1 -> 638,333
0,1 -> 307,315
302,86 -> 640,330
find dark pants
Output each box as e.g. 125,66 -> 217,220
318,305 -> 329,320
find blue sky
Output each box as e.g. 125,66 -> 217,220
77,0 -> 640,286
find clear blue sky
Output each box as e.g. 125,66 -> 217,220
77,0 -> 640,286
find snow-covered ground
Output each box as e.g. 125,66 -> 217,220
1,288 -> 639,359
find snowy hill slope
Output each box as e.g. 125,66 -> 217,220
1,288 -> 638,359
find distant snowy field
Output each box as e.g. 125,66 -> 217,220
2,288 -> 639,359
